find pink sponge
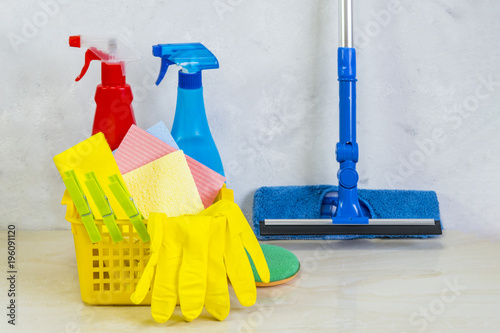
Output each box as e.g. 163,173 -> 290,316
114,125 -> 226,208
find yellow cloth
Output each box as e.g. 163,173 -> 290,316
130,200 -> 270,322
123,150 -> 204,218
53,133 -> 128,219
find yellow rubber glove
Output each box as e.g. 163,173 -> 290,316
176,215 -> 211,322
131,201 -> 269,322
130,213 -> 211,323
204,214 -> 230,320
200,200 -> 270,307
130,213 -> 163,305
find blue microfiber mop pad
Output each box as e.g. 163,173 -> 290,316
252,185 -> 441,240
146,121 -> 179,149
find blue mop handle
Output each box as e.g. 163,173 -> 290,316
334,0 -> 368,223
338,48 -> 357,148
338,0 -> 356,146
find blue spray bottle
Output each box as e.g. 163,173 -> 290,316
152,43 -> 224,177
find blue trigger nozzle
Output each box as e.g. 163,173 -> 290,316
155,58 -> 173,86
152,43 -> 219,85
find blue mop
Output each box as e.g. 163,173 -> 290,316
254,0 -> 442,240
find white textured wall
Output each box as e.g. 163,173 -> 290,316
1,0 -> 499,238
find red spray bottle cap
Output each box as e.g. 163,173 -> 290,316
69,35 -> 139,85
73,48 -> 125,85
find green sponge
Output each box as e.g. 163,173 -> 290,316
248,244 -> 300,287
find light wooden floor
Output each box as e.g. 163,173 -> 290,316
0,229 -> 499,332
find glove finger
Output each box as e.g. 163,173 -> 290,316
178,216 -> 211,322
130,213 -> 165,304
205,216 -> 230,321
225,231 -> 257,307
240,229 -> 270,284
151,256 -> 181,323
151,217 -> 182,323
228,204 -> 270,284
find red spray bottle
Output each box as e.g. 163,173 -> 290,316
69,35 -> 139,150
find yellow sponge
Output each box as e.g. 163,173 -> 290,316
123,150 -> 204,218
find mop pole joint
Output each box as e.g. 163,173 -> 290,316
334,47 -> 368,224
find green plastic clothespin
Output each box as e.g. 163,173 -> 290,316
107,174 -> 150,243
62,170 -> 102,243
84,172 -> 123,244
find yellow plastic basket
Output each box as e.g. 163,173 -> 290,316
63,187 -> 234,305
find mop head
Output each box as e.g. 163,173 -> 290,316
253,185 -> 441,240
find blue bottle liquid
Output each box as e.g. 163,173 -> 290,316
152,43 -> 224,176
171,71 -> 224,176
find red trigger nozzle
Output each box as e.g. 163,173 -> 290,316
69,35 -> 81,48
